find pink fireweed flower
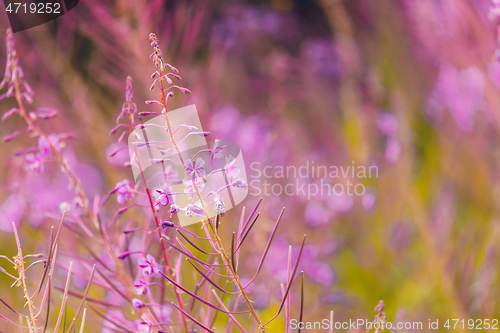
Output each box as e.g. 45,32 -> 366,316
25,153 -> 44,173
184,201 -> 205,218
114,179 -> 134,204
155,183 -> 171,207
184,157 -> 206,181
134,279 -> 148,295
163,164 -> 179,182
38,134 -> 62,157
211,139 -> 226,161
224,156 -> 240,182
153,168 -> 179,206
137,314 -> 153,333
138,254 -> 158,276
183,179 -> 206,200
214,195 -> 226,214
132,298 -> 146,309
170,204 -> 180,216
232,178 -> 247,189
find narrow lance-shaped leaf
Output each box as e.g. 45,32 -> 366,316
33,227 -> 53,302
165,237 -> 224,267
281,284 -> 290,333
241,198 -> 262,234
162,237 -> 210,266
285,245 -> 292,333
205,288 -> 213,329
0,313 -> 27,328
53,262 -> 73,333
177,229 -> 209,255
171,301 -> 216,333
227,294 -> 243,333
231,232 -> 237,273
236,206 -> 246,271
65,264 -> 96,333
42,245 -> 58,333
0,266 -> 16,279
244,208 -> 285,288
298,272 -> 305,333
62,295 -> 68,332
188,256 -> 213,312
0,295 -> 22,316
185,258 -> 230,294
264,234 -> 307,326
236,213 -> 260,251
42,277 -> 51,333
159,271 -> 228,313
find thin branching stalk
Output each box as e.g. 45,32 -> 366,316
12,222 -> 38,332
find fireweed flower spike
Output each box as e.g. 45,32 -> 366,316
0,29 -> 34,103
113,73 -> 191,332
149,33 -> 179,74
0,29 -> 98,229
116,76 -> 138,124
140,32 -> 311,332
